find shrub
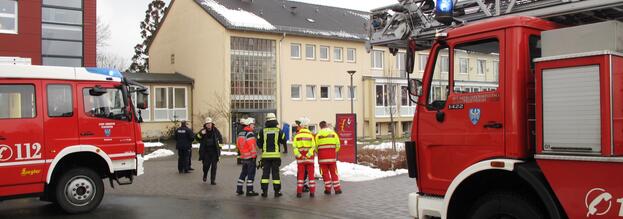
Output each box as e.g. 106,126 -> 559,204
357,148 -> 406,171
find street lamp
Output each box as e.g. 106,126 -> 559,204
347,70 -> 356,115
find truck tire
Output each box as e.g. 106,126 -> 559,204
468,191 -> 544,219
54,168 -> 104,214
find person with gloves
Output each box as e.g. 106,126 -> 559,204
292,117 -> 317,198
196,117 -> 223,185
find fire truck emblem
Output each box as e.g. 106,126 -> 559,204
0,144 -> 13,162
469,108 -> 481,125
585,188 -> 612,217
104,129 -> 111,137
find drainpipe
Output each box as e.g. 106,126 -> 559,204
279,32 -> 286,123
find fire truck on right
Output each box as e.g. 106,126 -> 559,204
368,0 -> 623,218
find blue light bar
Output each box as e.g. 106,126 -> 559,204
436,0 -> 453,13
85,68 -> 124,78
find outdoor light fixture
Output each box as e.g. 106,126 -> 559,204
435,0 -> 454,25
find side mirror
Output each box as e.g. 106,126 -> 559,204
136,90 -> 149,110
409,79 -> 423,97
89,86 -> 107,96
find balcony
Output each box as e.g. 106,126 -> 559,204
375,106 -> 415,118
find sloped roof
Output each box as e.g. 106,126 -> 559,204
194,0 -> 370,41
123,72 -> 194,85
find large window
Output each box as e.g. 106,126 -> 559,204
305,44 -> 315,60
319,46 -> 329,61
371,50 -> 384,69
47,84 -> 73,117
347,48 -> 356,63
231,37 -> 277,112
334,47 -> 343,62
320,86 -> 329,99
426,46 -> 449,110
0,0 -> 18,34
376,84 -> 396,107
291,43 -> 301,59
83,88 -> 129,121
334,86 -> 343,100
397,52 -> 406,77
453,39 -> 500,93
154,87 -> 187,121
401,85 -> 412,106
0,85 -> 36,119
291,85 -> 301,99
42,0 -> 83,67
441,56 -> 449,73
418,54 -> 428,72
306,85 -> 316,100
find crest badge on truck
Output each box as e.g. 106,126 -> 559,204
104,129 -> 112,137
469,108 -> 481,125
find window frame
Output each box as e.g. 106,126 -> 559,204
440,55 -> 449,73
459,57 -> 469,74
46,84 -> 73,117
131,85 -> 151,122
334,85 -> 343,100
346,48 -> 356,63
0,0 -> 18,34
82,87 -> 129,121
290,84 -> 301,100
418,53 -> 429,72
319,46 -> 330,61
396,52 -> 406,77
348,85 -> 356,100
290,43 -> 301,59
371,50 -> 384,69
0,84 -> 37,119
334,47 -> 343,62
320,85 -> 330,100
306,85 -> 316,100
305,44 -> 316,60
153,86 -> 188,121
476,59 -> 487,75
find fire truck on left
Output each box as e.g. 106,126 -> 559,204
0,65 -> 147,213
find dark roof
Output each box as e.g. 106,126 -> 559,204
193,0 -> 370,41
123,72 -> 194,85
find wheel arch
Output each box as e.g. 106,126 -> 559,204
46,145 -> 113,184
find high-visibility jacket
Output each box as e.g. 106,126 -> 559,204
236,126 -> 257,159
315,128 -> 340,164
293,128 -> 316,163
258,127 -> 286,158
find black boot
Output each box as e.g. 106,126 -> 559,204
261,189 -> 268,197
203,174 -> 207,182
236,190 -> 244,195
310,192 -> 315,198
246,191 -> 259,197
211,181 -> 216,185
302,185 -> 310,193
296,193 -> 302,198
274,191 -> 282,197
324,190 -> 331,195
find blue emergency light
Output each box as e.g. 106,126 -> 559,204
86,68 -> 124,78
435,0 -> 454,25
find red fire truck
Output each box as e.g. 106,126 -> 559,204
368,0 -> 623,218
0,65 -> 147,213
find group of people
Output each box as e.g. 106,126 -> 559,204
174,113 -> 343,198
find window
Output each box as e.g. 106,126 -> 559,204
131,86 -> 150,121
306,85 -> 316,100
305,44 -> 315,60
375,85 -> 383,106
291,85 -> 301,99
397,52 -> 406,77
0,85 -> 36,119
492,60 -> 499,79
376,84 -> 396,107
334,86 -> 343,100
371,50 -> 384,69
418,54 -> 428,72
83,88 -> 129,121
477,59 -> 486,75
43,0 -> 82,9
426,46 -> 449,110
348,86 -> 356,100
42,8 -> 83,25
320,86 -> 330,99
154,87 -> 187,121
401,86 -> 412,106
347,48 -> 356,62
0,0 -> 18,34
47,84 -> 73,117
291,43 -> 301,58
319,46 -> 329,61
453,39 -> 500,93
458,58 -> 469,74
334,47 -> 343,62
441,56 -> 449,73
42,3 -> 84,67
230,37 -> 277,111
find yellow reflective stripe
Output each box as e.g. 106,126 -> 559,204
261,179 -> 269,183
273,180 -> 281,185
318,145 -> 336,149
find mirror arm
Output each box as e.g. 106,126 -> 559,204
406,72 -> 428,108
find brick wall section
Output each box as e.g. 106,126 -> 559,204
0,1 -> 42,64
83,0 -> 97,67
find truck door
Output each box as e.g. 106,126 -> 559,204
77,83 -> 135,159
417,32 -> 505,195
0,80 -> 46,189
42,82 -> 79,175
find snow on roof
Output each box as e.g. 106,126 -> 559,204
299,29 -> 366,40
199,0 -> 276,30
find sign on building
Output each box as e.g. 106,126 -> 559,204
336,113 -> 357,163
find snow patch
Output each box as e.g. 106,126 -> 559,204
199,0 -> 276,30
281,157 -> 407,182
300,29 -> 364,40
144,149 -> 175,161
363,142 -> 405,151
192,143 -> 236,150
144,142 -> 165,148
221,151 -> 238,156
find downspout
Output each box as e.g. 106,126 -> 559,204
279,32 -> 286,123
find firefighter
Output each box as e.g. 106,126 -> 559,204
257,113 -> 287,198
195,117 -> 223,184
235,118 -> 259,196
174,121 -> 194,174
292,117 -> 317,198
294,119 -> 310,193
315,121 -> 342,194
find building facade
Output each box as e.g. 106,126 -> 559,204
0,0 -> 96,67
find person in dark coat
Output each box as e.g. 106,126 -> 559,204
174,121 -> 194,173
196,117 -> 223,184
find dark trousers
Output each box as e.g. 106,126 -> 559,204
188,149 -> 193,168
178,149 -> 190,172
237,159 -> 256,192
260,158 -> 281,192
202,154 -> 218,182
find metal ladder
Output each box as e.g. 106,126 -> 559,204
367,0 -> 623,52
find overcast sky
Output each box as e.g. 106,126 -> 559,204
97,0 -> 397,68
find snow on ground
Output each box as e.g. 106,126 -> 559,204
281,157 -> 407,182
199,0 -> 276,30
363,142 -> 405,151
221,151 -> 238,156
144,142 -> 165,148
144,149 -> 175,161
192,143 -> 236,150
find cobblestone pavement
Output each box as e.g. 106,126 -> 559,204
109,147 -> 417,219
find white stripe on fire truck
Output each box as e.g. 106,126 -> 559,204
0,160 -> 47,167
109,152 -> 137,158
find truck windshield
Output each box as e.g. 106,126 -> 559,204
83,88 -> 129,121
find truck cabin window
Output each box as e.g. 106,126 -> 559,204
453,39 -> 500,93
83,87 -> 129,121
0,85 -> 36,119
426,46 -> 450,110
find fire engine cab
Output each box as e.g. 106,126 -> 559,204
368,0 -> 623,218
0,65 -> 147,213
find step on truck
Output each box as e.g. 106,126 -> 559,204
0,65 -> 147,213
367,0 -> 623,218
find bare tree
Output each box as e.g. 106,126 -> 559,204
97,53 -> 128,70
193,90 -> 233,143
96,17 -> 111,49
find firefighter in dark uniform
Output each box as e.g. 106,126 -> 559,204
174,121 -> 194,173
257,113 -> 288,197
195,117 -> 223,184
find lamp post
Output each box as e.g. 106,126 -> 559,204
347,70 -> 356,115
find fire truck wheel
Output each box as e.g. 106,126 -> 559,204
467,191 -> 544,219
54,168 -> 105,214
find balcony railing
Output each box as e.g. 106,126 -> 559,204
375,106 -> 415,117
